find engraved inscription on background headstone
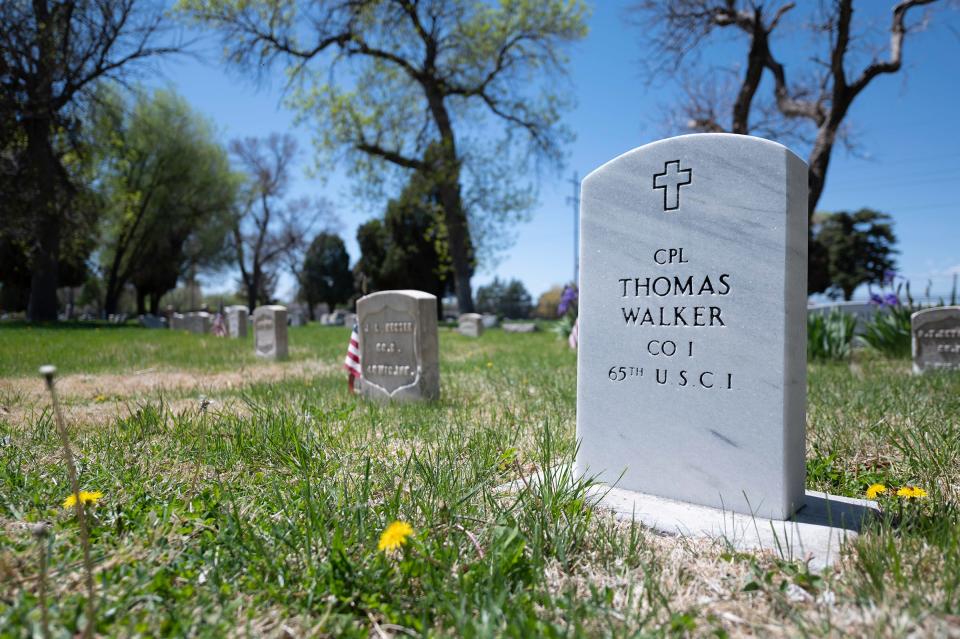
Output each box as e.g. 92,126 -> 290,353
576,133 -> 808,520
502,322 -> 538,333
226,305 -> 248,338
912,306 -> 960,373
184,311 -> 211,335
253,305 -> 288,359
458,313 -> 484,338
357,290 -> 439,401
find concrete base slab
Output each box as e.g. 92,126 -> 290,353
586,484 -> 878,569
499,469 -> 878,570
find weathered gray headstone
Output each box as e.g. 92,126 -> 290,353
183,311 -> 211,335
225,305 -> 248,338
357,290 -> 439,401
481,313 -> 499,329
912,306 -> 960,373
502,322 -> 538,333
576,133 -> 808,521
139,314 -> 165,329
253,305 -> 288,360
458,313 -> 484,337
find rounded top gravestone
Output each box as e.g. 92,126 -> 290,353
912,306 -> 960,374
575,133 -> 808,520
356,290 -> 440,402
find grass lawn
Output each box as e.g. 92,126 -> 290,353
1,323 -> 959,636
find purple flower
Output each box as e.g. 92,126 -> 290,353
882,269 -> 897,286
869,293 -> 884,306
883,292 -> 900,307
558,285 -> 578,315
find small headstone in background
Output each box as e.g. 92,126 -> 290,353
458,313 -> 484,337
502,322 -> 538,333
576,133 -> 807,520
481,313 -> 499,329
170,313 -> 185,330
253,305 -> 288,359
225,305 -> 249,338
289,310 -> 306,327
184,311 -> 211,334
912,306 -> 960,373
139,314 -> 165,329
357,290 -> 439,401
343,312 -> 357,328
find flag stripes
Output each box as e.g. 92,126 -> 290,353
344,322 -> 362,389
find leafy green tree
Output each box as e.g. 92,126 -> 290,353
814,209 -> 897,300
534,285 -> 565,319
178,0 -> 588,312
353,219 -> 390,299
96,88 -> 239,315
300,233 -> 354,319
476,277 -> 532,319
1,0 -> 178,320
352,168 -> 459,316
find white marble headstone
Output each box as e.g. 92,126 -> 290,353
357,290 -> 439,402
576,133 -> 808,520
458,313 -> 484,338
225,305 -> 248,338
253,305 -> 288,360
912,306 -> 960,373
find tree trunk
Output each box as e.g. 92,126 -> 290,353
24,0 -> 60,322
436,177 -> 474,313
731,18 -> 767,135
248,267 -> 260,312
136,288 -> 147,315
27,214 -> 60,321
149,292 -> 161,315
104,288 -> 121,316
424,89 -> 474,313
25,119 -> 60,321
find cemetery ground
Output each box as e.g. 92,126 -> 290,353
1,325 -> 959,637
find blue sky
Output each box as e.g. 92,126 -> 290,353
149,1 -> 960,302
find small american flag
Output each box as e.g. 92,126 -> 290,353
344,321 -> 362,392
212,312 -> 227,337
568,317 -> 579,350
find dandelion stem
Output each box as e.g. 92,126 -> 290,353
41,366 -> 96,639
32,523 -> 51,639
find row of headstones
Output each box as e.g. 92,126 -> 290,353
168,306 -> 290,360
357,134 -> 960,528
457,313 -> 536,337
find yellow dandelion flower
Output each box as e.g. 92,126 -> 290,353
896,486 -> 928,499
378,521 -> 414,552
486,361 -> 493,368
94,394 -> 108,403
866,483 -> 887,499
62,490 -> 104,509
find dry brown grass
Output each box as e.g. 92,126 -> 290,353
0,360 -> 337,429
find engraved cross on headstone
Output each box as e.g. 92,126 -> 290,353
653,160 -> 692,211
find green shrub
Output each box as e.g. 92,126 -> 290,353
808,308 -> 857,361
860,304 -> 913,359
